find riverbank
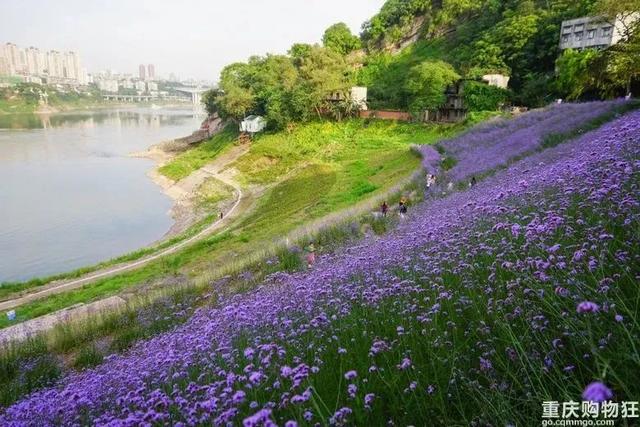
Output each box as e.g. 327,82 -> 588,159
132,140 -> 246,236
130,118 -> 239,236
0,99 -> 194,115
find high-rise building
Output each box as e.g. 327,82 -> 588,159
559,14 -> 640,50
147,64 -> 155,81
0,44 -> 13,75
4,43 -> 25,75
0,42 -> 86,85
139,64 -> 146,80
25,47 -> 47,76
47,50 -> 64,78
62,51 -> 82,82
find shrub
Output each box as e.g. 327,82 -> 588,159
463,80 -> 510,111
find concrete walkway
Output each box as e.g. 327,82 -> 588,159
0,296 -> 127,343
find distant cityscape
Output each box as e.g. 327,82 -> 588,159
0,41 -> 213,96
0,42 -> 87,85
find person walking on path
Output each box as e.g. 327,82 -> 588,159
426,174 -> 437,190
399,197 -> 408,218
469,176 -> 477,187
381,201 -> 389,217
305,242 -> 316,268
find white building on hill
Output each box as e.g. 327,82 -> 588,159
240,115 -> 267,134
559,14 -> 639,50
482,74 -> 510,89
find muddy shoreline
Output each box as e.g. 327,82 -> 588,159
131,133 -> 244,238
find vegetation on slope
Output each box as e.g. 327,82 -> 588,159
1,117 -> 480,330
3,104 -> 639,426
359,0 -> 639,106
0,83 -> 106,114
0,104 -> 631,411
205,0 -> 638,126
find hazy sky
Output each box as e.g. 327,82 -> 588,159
0,0 -> 385,81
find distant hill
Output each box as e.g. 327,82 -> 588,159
358,0 -> 638,107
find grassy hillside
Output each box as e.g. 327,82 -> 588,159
2,104 -> 638,425
0,118 -> 482,331
358,0 -> 608,107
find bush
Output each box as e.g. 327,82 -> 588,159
463,81 -> 510,111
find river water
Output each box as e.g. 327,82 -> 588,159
0,107 -> 202,282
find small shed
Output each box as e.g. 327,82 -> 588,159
482,74 -> 510,89
240,115 -> 267,134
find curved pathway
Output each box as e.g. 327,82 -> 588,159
0,157 -> 248,313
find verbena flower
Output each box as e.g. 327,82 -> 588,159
582,382 -> 613,403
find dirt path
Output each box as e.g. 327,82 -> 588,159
0,145 -> 252,313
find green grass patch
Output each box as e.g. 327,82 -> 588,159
158,124 -> 238,181
195,178 -> 235,211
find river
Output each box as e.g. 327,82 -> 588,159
0,107 -> 203,283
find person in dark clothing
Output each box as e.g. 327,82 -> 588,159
381,201 -> 389,217
399,198 -> 408,217
470,176 -> 477,187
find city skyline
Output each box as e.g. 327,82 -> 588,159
0,40 -> 181,87
0,0 -> 385,81
0,41 -> 86,85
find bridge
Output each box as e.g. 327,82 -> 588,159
102,86 -> 213,106
103,94 -> 155,102
172,86 -> 212,105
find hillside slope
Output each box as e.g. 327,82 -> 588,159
357,0 -> 633,108
3,104 -> 638,425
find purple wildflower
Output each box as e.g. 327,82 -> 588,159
344,370 -> 357,380
577,301 -> 600,313
582,382 -> 613,403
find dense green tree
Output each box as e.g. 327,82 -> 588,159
555,49 -> 600,99
361,0 -> 431,45
322,23 -> 361,55
216,84 -> 255,120
212,46 -> 353,129
201,89 -> 219,115
298,46 -> 354,117
404,60 -> 460,112
593,33 -> 640,96
288,43 -> 313,66
513,73 -> 556,107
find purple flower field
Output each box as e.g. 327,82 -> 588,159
2,104 -> 639,426
422,100 -> 627,181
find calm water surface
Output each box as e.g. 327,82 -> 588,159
0,108 -> 202,282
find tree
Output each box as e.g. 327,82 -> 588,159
594,33 -> 640,96
298,46 -> 354,117
201,89 -> 219,115
216,84 -> 255,120
322,23 -> 362,55
555,48 -> 600,99
289,43 -> 313,66
595,0 -> 640,37
592,0 -> 640,95
404,60 -> 460,112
